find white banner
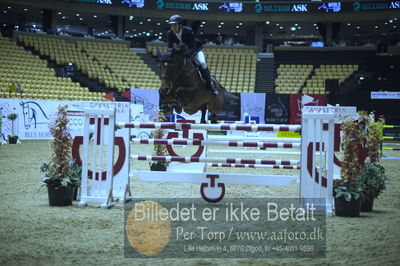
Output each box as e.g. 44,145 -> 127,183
303,105 -> 357,123
1,99 -> 76,140
130,88 -> 159,115
371,91 -> 400,99
0,99 -> 134,140
240,92 -> 265,122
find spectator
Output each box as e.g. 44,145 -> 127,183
8,82 -> 17,93
16,83 -> 23,93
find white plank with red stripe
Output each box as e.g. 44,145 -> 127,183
207,135 -> 301,143
208,150 -> 301,155
207,163 -> 300,169
118,122 -> 301,132
130,171 -> 299,186
130,155 -> 299,166
131,138 -> 300,148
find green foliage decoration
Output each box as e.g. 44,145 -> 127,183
335,111 -> 387,202
41,105 -> 81,188
335,111 -> 368,201
359,162 -> 387,201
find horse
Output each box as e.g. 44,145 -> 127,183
20,101 -> 50,129
157,48 -> 237,124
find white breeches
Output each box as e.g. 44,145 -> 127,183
194,51 -> 208,69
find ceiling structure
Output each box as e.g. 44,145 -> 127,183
0,1 -> 399,45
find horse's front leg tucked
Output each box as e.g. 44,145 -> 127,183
172,101 -> 182,114
159,80 -> 175,102
175,86 -> 186,100
176,86 -> 196,108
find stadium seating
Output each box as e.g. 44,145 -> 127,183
17,32 -> 160,94
274,63 -> 358,95
302,64 -> 359,94
274,64 -> 313,94
2,31 -> 362,100
77,40 -> 160,91
0,33 -> 102,101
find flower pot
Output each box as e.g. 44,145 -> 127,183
150,163 -> 167,171
334,196 -> 362,217
361,198 -> 374,212
8,136 -> 18,144
47,185 -> 74,206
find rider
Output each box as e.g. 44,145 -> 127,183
167,14 -> 219,96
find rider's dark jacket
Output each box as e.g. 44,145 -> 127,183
167,26 -> 202,57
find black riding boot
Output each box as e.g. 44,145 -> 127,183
202,68 -> 219,95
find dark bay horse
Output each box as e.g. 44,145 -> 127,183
157,48 -> 237,123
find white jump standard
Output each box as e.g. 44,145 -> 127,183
78,106 -> 335,215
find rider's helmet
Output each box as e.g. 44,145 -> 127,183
168,14 -> 183,25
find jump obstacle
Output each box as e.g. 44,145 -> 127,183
381,124 -> 400,156
74,105 -> 337,215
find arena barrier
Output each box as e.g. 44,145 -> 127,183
75,105 -> 337,215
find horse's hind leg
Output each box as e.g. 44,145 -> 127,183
209,112 -> 217,124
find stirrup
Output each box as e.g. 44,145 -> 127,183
211,88 -> 219,95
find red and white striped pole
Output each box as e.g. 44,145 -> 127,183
207,163 -> 300,169
118,122 -> 301,132
131,138 -> 300,149
130,154 -> 300,166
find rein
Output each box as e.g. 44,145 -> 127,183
172,56 -> 188,83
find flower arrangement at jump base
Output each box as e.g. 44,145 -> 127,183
149,110 -> 169,171
358,115 -> 387,211
40,105 -> 81,206
334,111 -> 387,216
7,111 -> 19,144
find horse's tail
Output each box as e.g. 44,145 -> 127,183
222,88 -> 239,101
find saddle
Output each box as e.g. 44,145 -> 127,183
192,61 -> 215,87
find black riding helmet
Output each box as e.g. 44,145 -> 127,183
168,14 -> 183,25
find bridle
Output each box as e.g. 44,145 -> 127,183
160,54 -> 192,95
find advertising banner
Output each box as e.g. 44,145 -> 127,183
0,99 -> 133,140
265,94 -> 290,124
289,94 -> 327,124
130,88 -> 159,115
240,93 -> 266,123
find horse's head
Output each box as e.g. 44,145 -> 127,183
158,48 -> 186,101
